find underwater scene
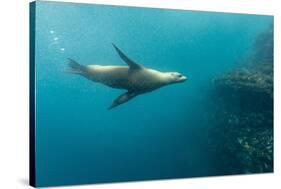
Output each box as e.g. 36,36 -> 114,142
32,1 -> 273,187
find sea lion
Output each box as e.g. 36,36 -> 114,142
68,44 -> 187,109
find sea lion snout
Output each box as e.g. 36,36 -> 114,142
179,75 -> 187,82
169,72 -> 187,83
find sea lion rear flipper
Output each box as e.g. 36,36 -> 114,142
112,43 -> 142,70
66,58 -> 86,74
108,91 -> 138,110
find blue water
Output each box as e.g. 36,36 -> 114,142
34,1 -> 273,186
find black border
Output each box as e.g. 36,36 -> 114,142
29,1 -> 36,187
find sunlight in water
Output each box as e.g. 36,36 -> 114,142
48,30 -> 65,53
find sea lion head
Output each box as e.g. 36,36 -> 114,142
166,72 -> 187,84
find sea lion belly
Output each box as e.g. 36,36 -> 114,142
85,65 -> 132,89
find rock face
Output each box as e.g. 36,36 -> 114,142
208,27 -> 273,175
214,63 -> 273,114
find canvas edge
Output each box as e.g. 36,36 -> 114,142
29,1 -> 36,188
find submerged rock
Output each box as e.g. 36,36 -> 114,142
207,27 -> 273,175
215,63 -> 273,92
213,63 -> 273,114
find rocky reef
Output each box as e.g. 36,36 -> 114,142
208,27 -> 273,175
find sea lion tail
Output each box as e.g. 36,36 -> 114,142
66,58 -> 86,74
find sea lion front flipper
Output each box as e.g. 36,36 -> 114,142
108,91 -> 138,110
112,43 -> 142,70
